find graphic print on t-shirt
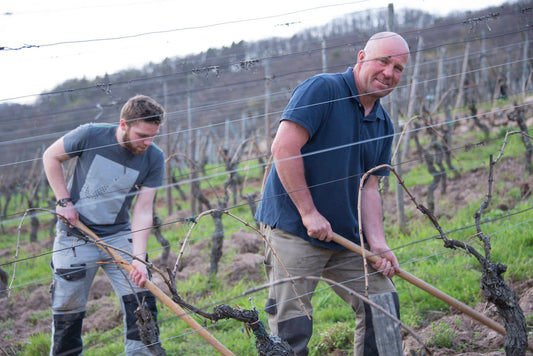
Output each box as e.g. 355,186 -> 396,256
76,154 -> 139,224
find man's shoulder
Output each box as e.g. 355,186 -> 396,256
85,122 -> 116,131
71,123 -> 115,136
294,72 -> 347,99
145,143 -> 165,169
64,123 -> 115,151
306,71 -> 344,86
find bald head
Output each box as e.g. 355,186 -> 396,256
363,32 -> 410,61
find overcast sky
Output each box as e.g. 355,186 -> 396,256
1,0 -> 510,104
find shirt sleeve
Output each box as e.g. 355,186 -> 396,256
62,124 -> 93,158
281,76 -> 332,139
140,147 -> 165,188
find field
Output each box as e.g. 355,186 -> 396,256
1,103 -> 533,355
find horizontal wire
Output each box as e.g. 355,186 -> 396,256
1,54 -> 531,169
1,107 -> 531,226
2,203 -> 531,290
0,38 -> 526,142
2,1 -> 374,51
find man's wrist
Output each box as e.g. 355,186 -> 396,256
56,197 -> 73,207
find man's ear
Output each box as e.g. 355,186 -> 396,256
357,50 -> 366,63
119,118 -> 127,130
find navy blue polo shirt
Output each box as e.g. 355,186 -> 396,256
255,67 -> 394,249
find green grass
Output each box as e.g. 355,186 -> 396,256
12,193 -> 530,355
395,127 -> 526,192
18,333 -> 50,356
427,321 -> 455,348
390,196 -> 533,328
310,321 -> 354,354
2,243 -> 54,293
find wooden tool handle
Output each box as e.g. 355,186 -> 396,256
76,220 -> 235,356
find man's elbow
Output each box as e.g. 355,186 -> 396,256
42,148 -> 59,170
271,139 -> 301,161
42,146 -> 52,162
270,140 -> 283,159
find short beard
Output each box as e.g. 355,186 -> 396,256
122,128 -> 144,155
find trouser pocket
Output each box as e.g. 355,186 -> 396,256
55,264 -> 86,281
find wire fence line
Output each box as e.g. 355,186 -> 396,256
0,36 -> 527,135
1,38 -> 530,137
2,203 -> 532,281
0,2 -> 530,126
2,129 -> 530,269
0,78 -> 531,169
0,110 -> 530,227
2,126 -> 532,291
0,102 -> 531,226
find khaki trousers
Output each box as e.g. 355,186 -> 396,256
262,224 -> 402,356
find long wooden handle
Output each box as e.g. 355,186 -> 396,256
76,221 -> 235,356
331,232 -> 533,352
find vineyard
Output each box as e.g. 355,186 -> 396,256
1,1 -> 533,355
1,101 -> 532,355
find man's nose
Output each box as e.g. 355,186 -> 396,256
382,64 -> 394,78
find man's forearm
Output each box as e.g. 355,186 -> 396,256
275,153 -> 316,217
129,205 -> 153,287
360,185 -> 387,250
130,186 -> 157,261
274,150 -> 333,241
130,211 -> 152,261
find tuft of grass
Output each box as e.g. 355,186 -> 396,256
526,314 -> 533,333
19,332 -> 50,356
427,321 -> 455,348
310,322 -> 354,354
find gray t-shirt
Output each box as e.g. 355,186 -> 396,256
60,123 -> 164,237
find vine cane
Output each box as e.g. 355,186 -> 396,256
75,220 -> 235,356
331,232 -> 533,353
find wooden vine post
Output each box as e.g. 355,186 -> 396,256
75,220 -> 235,356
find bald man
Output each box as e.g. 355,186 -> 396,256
255,32 -> 409,355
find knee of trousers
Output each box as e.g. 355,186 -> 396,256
277,316 -> 313,356
51,312 -> 85,356
122,291 -> 158,341
360,292 -> 402,356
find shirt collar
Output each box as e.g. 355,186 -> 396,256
342,67 -> 386,121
